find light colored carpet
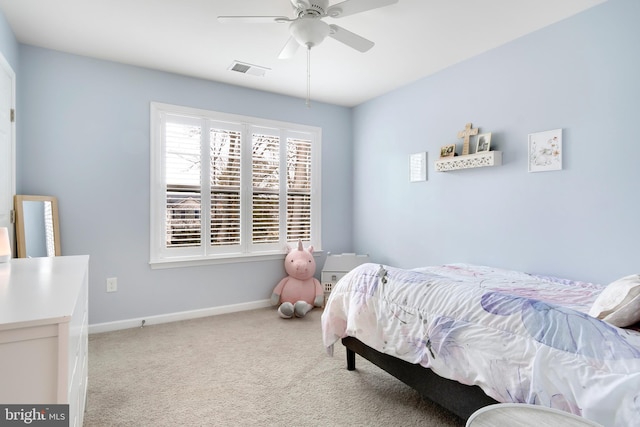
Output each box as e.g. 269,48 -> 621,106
84,307 -> 464,426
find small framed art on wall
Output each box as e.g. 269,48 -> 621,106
528,129 -> 562,172
409,152 -> 427,182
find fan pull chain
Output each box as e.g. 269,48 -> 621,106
306,45 -> 311,108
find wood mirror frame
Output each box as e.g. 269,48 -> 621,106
14,195 -> 61,258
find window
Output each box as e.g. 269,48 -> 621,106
150,103 -> 321,267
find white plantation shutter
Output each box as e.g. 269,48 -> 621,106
287,137 -> 312,242
164,117 -> 202,249
210,127 -> 241,247
150,103 -> 321,265
252,132 -> 280,245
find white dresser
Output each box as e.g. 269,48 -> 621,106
0,255 -> 89,427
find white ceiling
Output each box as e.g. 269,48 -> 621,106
0,0 -> 605,107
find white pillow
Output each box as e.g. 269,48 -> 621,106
589,274 -> 640,327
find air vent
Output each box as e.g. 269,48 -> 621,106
228,61 -> 270,77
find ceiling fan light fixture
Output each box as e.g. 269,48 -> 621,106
290,17 -> 330,48
218,0 -> 398,106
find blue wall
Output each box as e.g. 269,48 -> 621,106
0,9 -> 17,71
15,47 -> 353,325
352,0 -> 639,284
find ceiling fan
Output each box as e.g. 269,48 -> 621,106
218,0 -> 400,59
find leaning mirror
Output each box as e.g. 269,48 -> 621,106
14,195 -> 61,258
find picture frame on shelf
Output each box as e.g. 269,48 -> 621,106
476,133 -> 491,153
440,144 -> 456,158
528,129 -> 562,172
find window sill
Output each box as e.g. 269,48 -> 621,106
149,250 -> 325,270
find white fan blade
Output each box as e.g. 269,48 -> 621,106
217,16 -> 291,24
278,37 -> 300,59
290,0 -> 312,9
327,0 -> 399,18
328,24 -> 374,52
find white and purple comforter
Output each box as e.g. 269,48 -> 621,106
321,263 -> 640,427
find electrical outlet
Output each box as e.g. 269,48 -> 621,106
106,277 -> 118,292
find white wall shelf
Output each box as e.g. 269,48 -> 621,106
435,151 -> 502,172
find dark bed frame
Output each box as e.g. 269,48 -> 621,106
342,336 -> 498,421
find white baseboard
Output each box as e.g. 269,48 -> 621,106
89,299 -> 272,334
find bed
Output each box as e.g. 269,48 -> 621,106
321,263 -> 640,427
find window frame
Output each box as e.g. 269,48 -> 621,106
150,102 -> 322,268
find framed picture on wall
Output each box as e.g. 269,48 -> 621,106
476,133 -> 491,153
440,144 -> 456,158
409,152 -> 427,182
528,129 -> 562,172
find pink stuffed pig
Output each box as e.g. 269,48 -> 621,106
271,240 -> 324,319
